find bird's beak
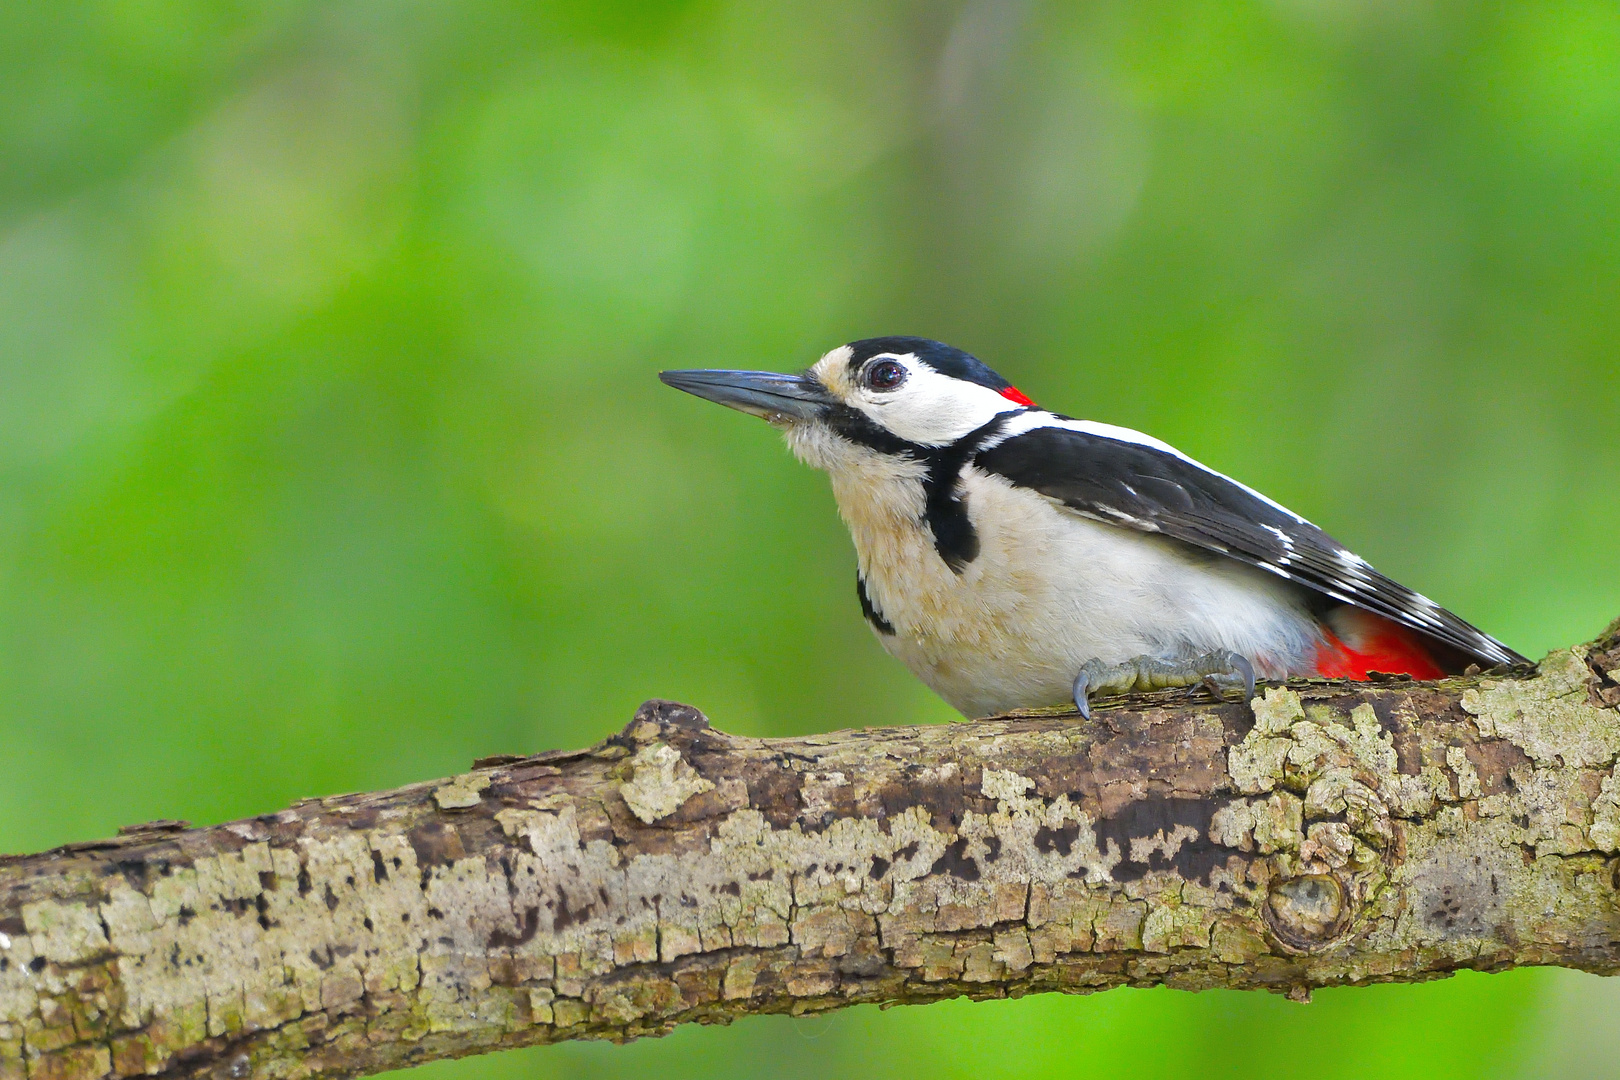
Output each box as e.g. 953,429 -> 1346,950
658,369 -> 834,421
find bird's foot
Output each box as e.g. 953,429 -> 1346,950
1071,651 -> 1256,720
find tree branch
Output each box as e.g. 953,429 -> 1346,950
4,621 -> 1620,1080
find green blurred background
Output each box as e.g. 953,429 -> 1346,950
3,1 -> 1618,1077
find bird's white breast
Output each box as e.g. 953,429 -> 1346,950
828,463 -> 1323,718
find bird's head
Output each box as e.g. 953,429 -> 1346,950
660,337 -> 1035,472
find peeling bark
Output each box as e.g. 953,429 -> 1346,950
4,621 -> 1620,1080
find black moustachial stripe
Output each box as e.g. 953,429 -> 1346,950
919,413 -> 1016,573
823,403 -> 923,459
973,420 -> 1529,669
857,572 -> 895,635
823,399 -> 1021,575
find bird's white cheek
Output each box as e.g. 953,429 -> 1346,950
863,394 -> 1010,447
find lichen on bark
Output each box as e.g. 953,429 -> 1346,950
2,624 -> 1619,1080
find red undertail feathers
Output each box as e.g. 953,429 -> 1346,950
1314,607 -> 1446,681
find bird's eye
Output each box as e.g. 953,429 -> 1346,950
864,360 -> 907,391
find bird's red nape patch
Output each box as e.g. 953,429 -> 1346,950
1314,609 -> 1445,680
1000,386 -> 1035,406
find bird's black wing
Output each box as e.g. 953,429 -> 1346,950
973,419 -> 1526,668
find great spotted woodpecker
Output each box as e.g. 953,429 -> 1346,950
661,337 -> 1526,719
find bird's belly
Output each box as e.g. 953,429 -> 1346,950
855,474 -> 1320,717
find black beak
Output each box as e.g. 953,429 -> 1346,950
658,369 -> 833,421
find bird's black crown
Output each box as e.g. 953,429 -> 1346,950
844,337 -> 1013,394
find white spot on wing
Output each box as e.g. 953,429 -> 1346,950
1405,604 -> 1444,628
1096,506 -> 1158,530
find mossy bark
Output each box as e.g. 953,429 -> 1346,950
4,622 -> 1620,1080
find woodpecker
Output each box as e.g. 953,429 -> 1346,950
661,337 -> 1527,719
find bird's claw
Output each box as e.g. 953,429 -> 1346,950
1071,650 -> 1257,719
1196,652 -> 1255,706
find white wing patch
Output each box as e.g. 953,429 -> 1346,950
980,412 -> 1310,524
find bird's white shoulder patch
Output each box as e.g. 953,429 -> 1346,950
981,412 -> 1311,524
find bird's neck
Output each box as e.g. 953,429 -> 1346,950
825,456 -> 932,558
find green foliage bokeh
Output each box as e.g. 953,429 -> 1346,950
2,2 -> 1618,1078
